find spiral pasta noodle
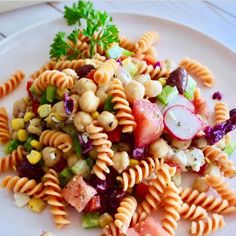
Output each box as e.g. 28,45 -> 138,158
94,59 -> 118,85
214,101 -> 229,124
179,58 -> 214,88
180,187 -> 236,215
40,130 -> 72,153
203,146 -> 236,178
117,157 -> 163,191
0,70 -> 25,99
32,70 -> 74,94
30,61 -> 56,80
119,36 -> 138,52
43,169 -> 70,228
54,59 -> 86,71
86,121 -> 114,180
0,146 -> 25,172
205,175 -> 236,207
194,88 -> 208,117
191,214 -> 225,236
114,195 -> 137,234
136,31 -> 159,53
110,78 -> 136,133
102,222 -> 121,236
1,175 -> 45,199
161,181 -> 182,236
0,107 -> 11,144
180,203 -> 207,221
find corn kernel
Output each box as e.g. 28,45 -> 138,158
17,129 -> 28,142
28,198 -> 46,213
27,150 -> 42,164
38,104 -> 52,118
30,140 -> 43,150
56,88 -> 69,98
129,159 -> 139,167
24,112 -> 35,122
11,118 -> 25,130
91,111 -> 99,119
158,77 -> 167,87
99,213 -> 113,228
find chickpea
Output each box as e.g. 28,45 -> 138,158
172,173 -> 182,187
96,89 -> 108,105
42,147 -> 62,167
193,137 -> 207,149
62,68 -> 78,80
171,137 -> 191,150
192,176 -> 209,193
112,151 -> 129,174
124,80 -> 145,103
144,80 -> 162,97
97,111 -> 118,132
74,78 -> 97,96
73,111 -> 93,132
67,154 -> 80,168
69,94 -> 80,113
13,98 -> 27,118
52,101 -> 67,118
134,74 -> 151,84
79,91 -> 100,113
28,118 -> 42,136
149,138 -> 170,158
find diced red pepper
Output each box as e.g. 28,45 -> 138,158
143,55 -> 157,65
87,69 -> 96,80
135,182 -> 149,200
32,100 -> 40,114
165,160 -> 182,173
26,80 -> 34,99
84,195 -> 101,213
107,126 -> 122,143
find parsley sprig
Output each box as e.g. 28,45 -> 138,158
50,0 -> 119,60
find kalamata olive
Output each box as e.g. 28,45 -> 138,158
230,108 -> 236,118
16,158 -> 44,182
166,67 -> 188,94
75,64 -> 95,78
107,189 -> 125,215
90,175 -> 109,194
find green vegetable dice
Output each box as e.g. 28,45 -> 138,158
46,85 -> 56,103
59,167 -> 73,187
4,139 -> 21,154
40,91 -> 48,105
104,95 -> 114,112
82,212 -> 100,229
224,142 -> 236,156
157,85 -> 178,105
71,159 -> 90,178
184,76 -> 196,100
24,136 -> 35,152
72,135 -> 82,156
106,44 -> 123,59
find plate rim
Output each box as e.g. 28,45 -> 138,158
0,12 -> 235,56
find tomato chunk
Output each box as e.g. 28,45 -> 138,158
107,126 -> 122,143
133,99 -> 164,147
84,195 -> 101,213
135,182 -> 149,200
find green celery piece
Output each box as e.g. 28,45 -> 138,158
24,136 -> 35,152
104,95 -> 114,112
157,85 -> 178,105
224,142 -> 236,156
63,125 -> 78,137
82,212 -> 100,229
40,91 -> 48,105
46,86 -> 56,103
86,157 -> 94,170
123,49 -> 134,56
71,159 -> 90,177
59,167 -> 73,187
72,135 -> 82,156
184,76 -> 196,100
4,140 -> 21,154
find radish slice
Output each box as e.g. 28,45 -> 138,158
164,105 -> 202,141
162,94 -> 195,114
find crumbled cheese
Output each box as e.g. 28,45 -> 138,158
49,152 -> 56,160
205,164 -> 221,177
172,173 -> 182,187
115,66 -> 132,86
171,149 -> 188,169
14,193 -> 30,208
185,148 -> 205,172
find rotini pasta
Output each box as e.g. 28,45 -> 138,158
180,203 -> 207,221
179,58 -> 214,88
117,157 -> 163,191
136,31 -> 159,53
39,130 -> 73,153
101,222 -> 120,236
119,36 -> 138,52
214,101 -> 230,124
32,70 -> 74,94
194,88 -> 208,117
110,78 -> 136,133
0,146 -> 25,172
191,214 -> 225,236
43,169 -> 70,228
205,175 -> 236,207
94,59 -> 118,85
0,107 -> 11,144
114,195 -> 137,234
30,61 -> 56,80
0,70 -> 25,99
86,121 -> 114,180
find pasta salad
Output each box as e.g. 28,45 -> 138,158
0,1 -> 236,236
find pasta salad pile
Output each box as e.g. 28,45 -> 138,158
1,1 -> 236,236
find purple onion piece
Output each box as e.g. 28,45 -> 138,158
230,109 -> 236,118
132,146 -> 147,160
63,93 -> 74,115
153,61 -> 162,69
116,58 -> 122,65
212,91 -> 223,100
78,134 -> 93,154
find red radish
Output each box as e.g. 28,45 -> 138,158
107,126 -> 122,142
84,195 -> 101,213
162,94 -> 195,113
164,105 -> 201,141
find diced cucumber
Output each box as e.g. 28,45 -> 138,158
4,139 -> 21,154
82,212 -> 100,229
59,167 -> 73,187
224,142 -> 236,156
157,85 -> 178,105
106,44 -> 123,59
71,159 -> 90,178
40,91 -> 48,105
122,58 -> 137,76
184,76 -> 196,100
46,85 -> 56,103
104,95 -> 114,112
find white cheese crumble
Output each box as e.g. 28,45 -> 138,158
185,148 -> 205,172
14,193 -> 30,208
171,149 -> 188,169
115,66 -> 132,86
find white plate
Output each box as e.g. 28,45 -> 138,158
0,13 -> 236,236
